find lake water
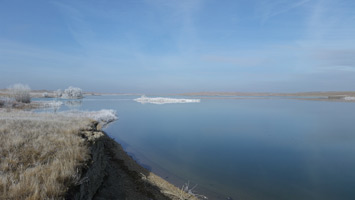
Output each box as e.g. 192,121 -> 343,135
44,95 -> 355,200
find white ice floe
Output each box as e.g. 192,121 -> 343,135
134,95 -> 200,104
344,96 -> 355,101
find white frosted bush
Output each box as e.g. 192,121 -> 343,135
88,109 -> 118,124
55,89 -> 62,98
62,86 -> 83,99
62,109 -> 118,126
0,97 -> 14,108
8,83 -> 31,103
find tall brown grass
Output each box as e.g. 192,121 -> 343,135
0,111 -> 92,199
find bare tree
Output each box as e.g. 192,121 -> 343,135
8,83 -> 31,103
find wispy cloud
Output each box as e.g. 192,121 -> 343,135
312,49 -> 355,70
51,1 -> 95,48
0,39 -> 85,68
201,55 -> 272,68
145,0 -> 204,53
305,0 -> 355,41
257,0 -> 312,23
300,0 -> 355,71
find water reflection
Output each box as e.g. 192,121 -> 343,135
64,100 -> 82,108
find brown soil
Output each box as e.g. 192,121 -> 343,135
68,123 -> 197,200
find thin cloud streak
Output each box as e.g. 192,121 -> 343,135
258,0 -> 312,23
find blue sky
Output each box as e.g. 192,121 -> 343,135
1,0 -> 354,93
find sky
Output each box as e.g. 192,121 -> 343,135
0,0 -> 355,93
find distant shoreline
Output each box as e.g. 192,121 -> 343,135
176,92 -> 355,102
1,89 -> 355,102
177,91 -> 355,97
91,91 -> 355,102
86,91 -> 355,98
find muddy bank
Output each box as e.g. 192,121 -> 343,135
67,122 -> 197,200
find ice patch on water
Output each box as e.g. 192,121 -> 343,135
344,96 -> 355,101
134,95 -> 200,104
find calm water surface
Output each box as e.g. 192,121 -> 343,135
49,95 -> 355,200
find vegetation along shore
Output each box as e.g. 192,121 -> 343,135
0,84 -> 200,200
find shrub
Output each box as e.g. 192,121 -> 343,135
62,86 -> 83,99
0,98 -> 13,108
55,89 -> 62,98
8,83 -> 31,103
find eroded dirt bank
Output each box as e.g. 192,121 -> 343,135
67,122 -> 197,200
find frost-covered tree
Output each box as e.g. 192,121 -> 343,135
8,83 -> 31,103
62,86 -> 83,99
55,89 -> 62,98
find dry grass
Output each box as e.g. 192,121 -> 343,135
0,109 -> 199,200
146,174 -> 201,200
0,110 -> 93,199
